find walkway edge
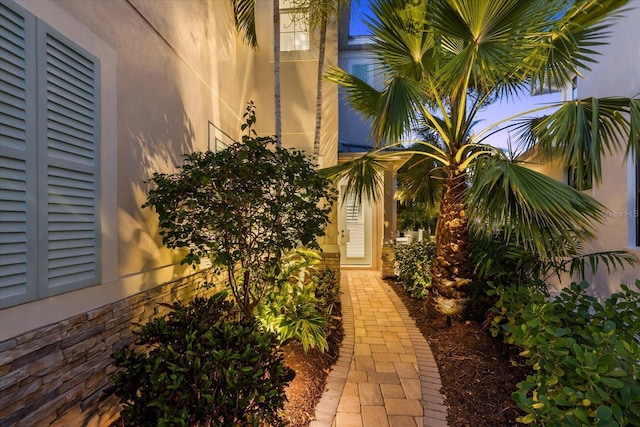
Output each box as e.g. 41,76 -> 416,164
310,273 -> 355,427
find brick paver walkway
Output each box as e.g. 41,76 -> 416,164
311,270 -> 448,427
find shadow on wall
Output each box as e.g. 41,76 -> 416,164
119,105 -> 196,281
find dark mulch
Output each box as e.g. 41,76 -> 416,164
281,309 -> 343,427
386,278 -> 532,427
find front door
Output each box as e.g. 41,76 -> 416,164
339,187 -> 372,266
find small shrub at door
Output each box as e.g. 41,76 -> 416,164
394,241 -> 436,300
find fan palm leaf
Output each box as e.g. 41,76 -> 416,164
467,156 -> 604,258
231,0 -> 258,48
516,97 -> 640,186
321,151 -> 390,203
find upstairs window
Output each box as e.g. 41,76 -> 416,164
279,0 -> 309,51
352,63 -> 370,84
0,0 -> 101,308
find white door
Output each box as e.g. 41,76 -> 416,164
339,188 -> 372,266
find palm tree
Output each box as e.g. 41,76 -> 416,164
325,0 -> 640,316
231,0 -> 282,146
304,0 -> 348,165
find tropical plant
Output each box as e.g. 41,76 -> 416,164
394,240 -> 437,300
488,281 -> 640,426
471,230 -> 638,287
143,104 -> 336,319
110,292 -> 290,427
256,249 -> 329,352
395,128 -> 447,233
324,0 -> 640,316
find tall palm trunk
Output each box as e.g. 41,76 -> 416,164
274,0 -> 282,147
431,165 -> 472,317
312,15 -> 327,166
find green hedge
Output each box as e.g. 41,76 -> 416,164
393,241 -> 436,300
489,282 -> 640,426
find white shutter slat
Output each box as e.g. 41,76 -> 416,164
0,1 -> 32,307
43,30 -> 99,294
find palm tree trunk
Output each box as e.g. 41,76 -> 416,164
431,166 -> 472,317
312,15 -> 327,166
274,0 -> 282,147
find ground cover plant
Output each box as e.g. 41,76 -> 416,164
489,281 -> 640,426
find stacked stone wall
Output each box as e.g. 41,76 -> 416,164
319,252 -> 341,284
0,271 -> 214,426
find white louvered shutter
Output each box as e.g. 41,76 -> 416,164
0,2 -> 37,308
37,25 -> 100,297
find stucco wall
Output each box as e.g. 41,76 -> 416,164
537,6 -> 640,295
0,0 -> 255,341
569,6 -> 640,294
0,0 -> 340,424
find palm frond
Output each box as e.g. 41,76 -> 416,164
320,152 -> 389,203
374,75 -> 428,145
529,97 -> 637,184
527,0 -> 630,92
367,0 -> 432,81
624,98 -> 640,159
325,66 -> 380,118
567,250 -> 639,280
429,0 -> 560,99
467,157 -> 604,258
231,0 -> 258,49
396,150 -> 446,211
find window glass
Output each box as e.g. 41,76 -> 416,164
279,0 -> 309,51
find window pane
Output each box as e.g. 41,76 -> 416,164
294,32 -> 308,50
352,64 -> 369,83
280,33 -> 295,52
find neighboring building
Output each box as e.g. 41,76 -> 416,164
0,0 -> 338,424
336,4 -> 407,277
525,6 -> 640,296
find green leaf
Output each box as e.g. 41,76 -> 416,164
596,406 -> 613,421
573,407 -> 590,424
518,413 -> 537,424
600,377 -> 625,389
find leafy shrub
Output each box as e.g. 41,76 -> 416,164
256,250 -> 341,352
142,103 -> 336,318
489,281 -> 640,426
394,241 -> 436,299
111,292 -> 289,427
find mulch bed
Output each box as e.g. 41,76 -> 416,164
386,278 -> 532,427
